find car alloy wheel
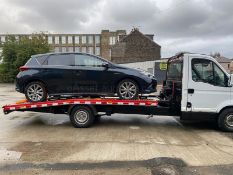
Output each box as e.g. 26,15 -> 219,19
25,82 -> 46,102
119,81 -> 137,99
27,84 -> 44,102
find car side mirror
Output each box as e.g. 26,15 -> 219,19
102,62 -> 109,68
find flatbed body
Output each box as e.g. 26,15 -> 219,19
3,97 -> 171,116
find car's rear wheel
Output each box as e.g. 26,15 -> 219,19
117,79 -> 139,100
25,81 -> 47,102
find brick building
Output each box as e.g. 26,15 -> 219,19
0,29 -> 161,64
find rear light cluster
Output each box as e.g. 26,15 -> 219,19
19,66 -> 29,72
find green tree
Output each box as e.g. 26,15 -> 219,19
0,34 -> 51,82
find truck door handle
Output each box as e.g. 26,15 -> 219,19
188,89 -> 194,94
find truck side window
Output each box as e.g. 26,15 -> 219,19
192,58 -> 227,87
213,63 -> 226,87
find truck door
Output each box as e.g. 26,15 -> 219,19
187,56 -> 231,113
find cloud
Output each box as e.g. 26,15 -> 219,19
0,0 -> 232,58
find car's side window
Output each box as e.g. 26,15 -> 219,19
75,54 -> 103,67
192,58 -> 227,87
47,54 -> 73,66
36,55 -> 48,65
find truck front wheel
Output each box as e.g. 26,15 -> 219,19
218,108 -> 233,132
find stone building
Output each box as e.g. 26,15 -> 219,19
111,29 -> 161,63
214,56 -> 232,73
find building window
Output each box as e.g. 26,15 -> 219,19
55,36 -> 59,44
82,36 -> 86,44
68,47 -> 73,52
95,47 -> 100,56
109,36 -> 116,45
48,36 -> 53,44
62,36 -> 66,44
15,36 -> 19,41
82,47 -> 86,53
88,35 -> 93,44
95,35 -> 100,44
88,47 -> 93,54
68,36 -> 73,44
109,49 -> 111,58
75,36 -> 79,44
62,47 -> 66,53
54,47 -> 60,53
75,47 -> 80,52
1,36 -> 6,43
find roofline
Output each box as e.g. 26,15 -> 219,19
31,52 -> 110,62
0,33 -> 101,36
31,52 -> 95,57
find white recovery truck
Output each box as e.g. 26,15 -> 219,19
3,52 -> 233,132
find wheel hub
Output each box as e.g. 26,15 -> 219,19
27,84 -> 43,101
74,111 -> 89,124
119,82 -> 136,99
225,114 -> 233,127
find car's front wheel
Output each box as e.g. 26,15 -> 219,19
117,79 -> 139,100
25,81 -> 47,102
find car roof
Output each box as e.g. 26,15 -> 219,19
31,52 -> 111,63
32,52 -> 87,57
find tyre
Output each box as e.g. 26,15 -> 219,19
25,81 -> 47,102
218,108 -> 233,132
116,79 -> 139,100
70,106 -> 95,128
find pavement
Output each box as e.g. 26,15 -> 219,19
0,83 -> 233,175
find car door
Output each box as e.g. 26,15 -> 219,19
73,54 -> 109,94
187,56 -> 231,113
42,54 -> 74,95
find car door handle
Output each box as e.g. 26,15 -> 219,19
75,70 -> 81,75
188,89 -> 194,94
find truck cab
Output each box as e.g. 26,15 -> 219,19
161,52 -> 233,131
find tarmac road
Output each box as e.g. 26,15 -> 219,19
0,83 -> 233,175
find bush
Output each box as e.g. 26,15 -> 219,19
0,34 -> 51,83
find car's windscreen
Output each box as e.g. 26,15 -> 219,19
47,54 -> 73,66
75,54 -> 103,67
167,61 -> 183,80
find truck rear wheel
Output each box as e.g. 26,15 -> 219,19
70,106 -> 95,128
218,108 -> 233,132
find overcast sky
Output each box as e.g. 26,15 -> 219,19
0,0 -> 232,58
